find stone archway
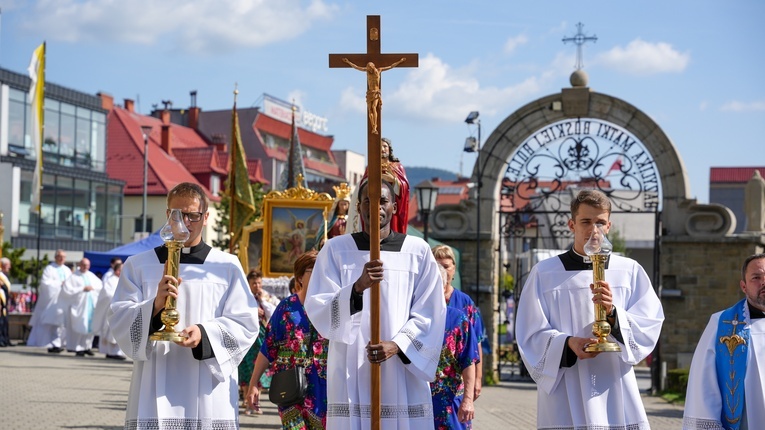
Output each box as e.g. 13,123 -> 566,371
429,71 -> 742,381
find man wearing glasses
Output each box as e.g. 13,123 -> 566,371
109,182 -> 260,430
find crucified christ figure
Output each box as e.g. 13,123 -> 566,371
342,57 -> 406,134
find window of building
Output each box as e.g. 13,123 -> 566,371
18,171 -> 123,244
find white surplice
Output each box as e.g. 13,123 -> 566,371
92,273 -> 124,356
61,270 -> 103,351
683,308 -> 765,430
516,251 -> 664,430
108,244 -> 259,430
27,262 -> 72,347
305,232 -> 446,430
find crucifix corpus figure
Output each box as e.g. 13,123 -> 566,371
342,57 -> 406,134
310,15 -> 446,430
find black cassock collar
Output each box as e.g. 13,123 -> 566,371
154,241 -> 212,264
558,247 -> 611,272
351,231 -> 406,252
749,301 -> 765,320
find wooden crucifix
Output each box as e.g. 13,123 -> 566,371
329,15 -> 417,429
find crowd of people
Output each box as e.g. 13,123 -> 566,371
14,179 -> 763,429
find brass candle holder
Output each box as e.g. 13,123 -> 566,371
584,224 -> 621,353
150,208 -> 190,342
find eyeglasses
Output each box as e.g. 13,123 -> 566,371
179,211 -> 204,222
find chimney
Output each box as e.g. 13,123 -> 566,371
211,133 -> 227,152
161,124 -> 172,156
124,99 -> 135,113
98,92 -> 114,110
188,107 -> 200,130
160,109 -> 170,125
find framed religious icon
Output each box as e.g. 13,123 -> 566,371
261,178 -> 333,277
238,221 -> 264,274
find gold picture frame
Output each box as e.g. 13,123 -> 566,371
238,221 -> 264,274
260,179 -> 333,278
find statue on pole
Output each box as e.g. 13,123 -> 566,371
342,57 -> 406,134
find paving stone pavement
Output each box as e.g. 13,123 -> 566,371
0,345 -> 684,429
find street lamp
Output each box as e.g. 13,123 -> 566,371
465,111 -> 481,306
141,125 -> 153,236
414,180 -> 439,243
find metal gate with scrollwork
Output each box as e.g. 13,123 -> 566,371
493,117 -> 663,381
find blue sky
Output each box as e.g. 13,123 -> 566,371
1,0 -> 763,204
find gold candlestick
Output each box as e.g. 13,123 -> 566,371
150,208 -> 190,342
584,224 -> 621,353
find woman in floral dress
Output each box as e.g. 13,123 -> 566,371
430,266 -> 480,429
246,251 -> 328,429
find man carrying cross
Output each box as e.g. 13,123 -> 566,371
305,178 -> 446,429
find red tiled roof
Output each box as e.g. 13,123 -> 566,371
217,153 -> 270,185
107,108 -> 215,200
407,178 -> 473,224
710,167 -> 765,184
174,148 -> 227,175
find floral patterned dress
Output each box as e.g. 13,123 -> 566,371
430,307 -> 480,429
261,294 -> 328,430
238,298 -> 269,390
448,289 -> 485,345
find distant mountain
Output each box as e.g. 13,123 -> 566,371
406,166 -> 460,187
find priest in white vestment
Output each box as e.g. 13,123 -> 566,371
516,190 -> 664,430
305,180 -> 446,430
61,258 -> 102,355
109,182 -> 259,430
683,253 -> 765,430
27,249 -> 71,351
92,262 -> 126,359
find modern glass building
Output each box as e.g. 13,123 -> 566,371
0,67 -> 124,255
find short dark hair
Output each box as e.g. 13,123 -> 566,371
247,268 -> 263,282
571,189 -> 611,219
167,182 -> 208,212
741,253 -> 765,280
357,178 -> 396,202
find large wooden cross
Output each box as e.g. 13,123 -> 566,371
329,15 -> 417,429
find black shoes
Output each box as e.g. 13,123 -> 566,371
105,354 -> 127,361
75,351 -> 86,357
84,349 -> 95,356
47,346 -> 64,353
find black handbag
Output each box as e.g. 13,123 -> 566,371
268,328 -> 314,407
268,365 -> 308,407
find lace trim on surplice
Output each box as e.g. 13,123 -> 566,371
681,416 -> 724,430
327,402 -> 433,419
125,418 -> 238,430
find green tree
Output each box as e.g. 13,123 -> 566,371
609,227 -> 628,257
212,183 -> 266,252
1,242 -> 50,289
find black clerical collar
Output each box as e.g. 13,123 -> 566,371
351,231 -> 406,252
748,301 -> 765,320
558,247 -> 611,271
154,241 -> 212,264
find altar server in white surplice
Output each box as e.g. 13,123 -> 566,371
91,262 -> 126,359
109,182 -> 259,430
27,249 -> 71,352
516,189 -> 664,430
305,179 -> 446,430
61,258 -> 103,355
683,253 -> 765,430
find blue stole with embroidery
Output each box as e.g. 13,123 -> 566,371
715,299 -> 749,430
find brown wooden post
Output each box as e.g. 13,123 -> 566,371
328,15 -> 417,429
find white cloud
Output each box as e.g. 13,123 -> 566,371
699,101 -> 708,111
504,34 -> 528,54
336,53 -> 554,125
720,100 -> 765,112
20,0 -> 337,53
596,39 -> 690,76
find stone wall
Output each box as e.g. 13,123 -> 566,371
660,236 -> 764,369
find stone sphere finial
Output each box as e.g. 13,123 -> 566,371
570,69 -> 589,88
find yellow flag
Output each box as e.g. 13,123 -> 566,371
227,101 -> 257,251
28,42 -> 45,214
